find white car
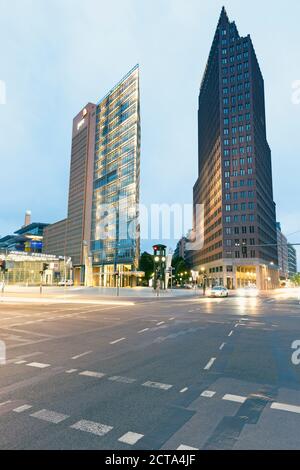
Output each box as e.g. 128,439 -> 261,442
237,286 -> 259,297
58,279 -> 74,286
207,286 -> 229,297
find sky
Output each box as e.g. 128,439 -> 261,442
0,0 -> 299,266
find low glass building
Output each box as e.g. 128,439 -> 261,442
0,251 -> 68,286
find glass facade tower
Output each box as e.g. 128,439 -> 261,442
91,65 -> 140,287
43,66 -> 140,287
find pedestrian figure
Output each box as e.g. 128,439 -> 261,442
156,278 -> 161,297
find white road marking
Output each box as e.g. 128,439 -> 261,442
271,402 -> 300,414
65,369 -> 78,374
180,387 -> 188,393
223,394 -> 247,404
204,357 -> 216,370
0,401 -> 11,406
156,321 -> 165,326
219,342 -> 226,350
228,330 -> 234,337
235,323 -> 239,328
110,337 -> 126,345
13,404 -> 32,413
31,409 -> 69,424
138,328 -> 149,333
177,444 -> 198,450
142,381 -> 173,390
118,432 -> 144,445
71,419 -> 113,436
14,360 -> 27,364
201,390 -> 216,398
108,376 -> 136,384
169,317 -> 175,321
71,351 -> 92,360
79,371 -> 105,379
26,362 -> 50,369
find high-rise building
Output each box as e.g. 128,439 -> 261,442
43,65 -> 141,286
288,243 -> 297,278
90,65 -> 140,287
192,7 -> 279,289
276,222 -> 288,280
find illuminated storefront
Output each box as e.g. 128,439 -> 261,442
0,251 -> 68,285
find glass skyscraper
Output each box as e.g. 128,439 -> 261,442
43,66 -> 140,287
91,65 -> 140,287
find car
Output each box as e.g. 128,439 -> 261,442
206,286 -> 229,297
237,285 -> 259,297
58,279 -> 74,286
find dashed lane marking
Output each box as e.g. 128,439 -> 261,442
177,444 -> 198,450
65,369 -> 78,374
138,328 -> 149,333
118,432 -> 144,445
79,371 -> 105,379
219,343 -> 226,350
14,360 -> 27,364
71,351 -> 92,360
13,404 -> 33,413
204,357 -> 216,370
228,330 -> 234,337
110,337 -> 126,345
31,409 -> 69,424
26,362 -> 50,369
223,394 -> 247,404
180,387 -> 188,393
71,419 -> 113,437
201,390 -> 216,398
108,376 -> 136,384
0,401 -> 11,407
156,322 -> 165,326
271,402 -> 300,414
142,381 -> 173,391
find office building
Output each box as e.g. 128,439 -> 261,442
288,243 -> 297,278
0,211 -> 48,253
192,7 -> 279,289
43,65 -> 141,286
276,223 -> 288,280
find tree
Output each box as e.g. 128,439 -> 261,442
172,256 -> 190,285
292,273 -> 300,286
139,252 -> 154,282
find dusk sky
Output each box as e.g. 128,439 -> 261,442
0,0 -> 299,264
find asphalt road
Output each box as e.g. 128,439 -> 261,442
0,292 -> 300,450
